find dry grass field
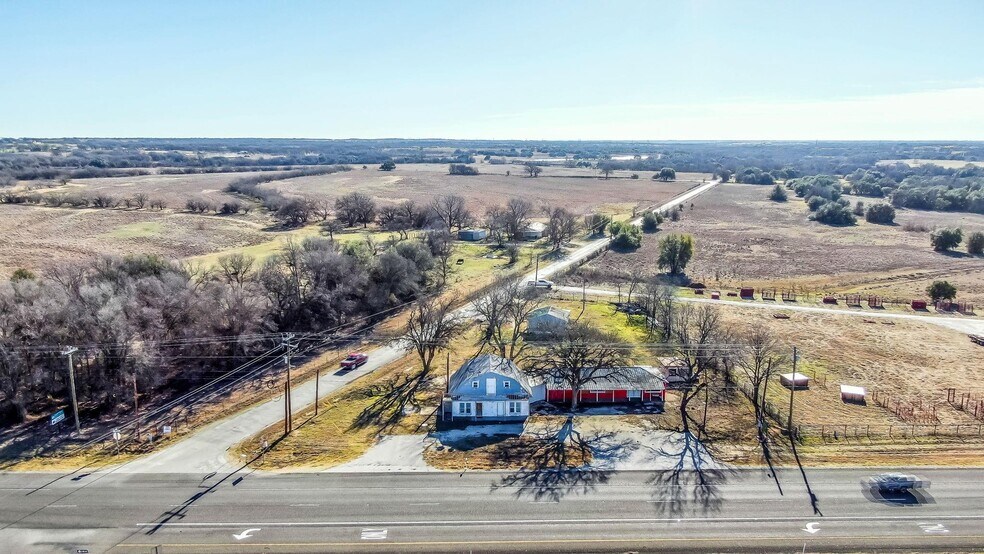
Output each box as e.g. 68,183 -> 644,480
0,204 -> 272,275
877,159 -> 984,169
718,307 -> 984,427
264,163 -> 709,218
581,183 -> 984,304
29,171 -> 256,207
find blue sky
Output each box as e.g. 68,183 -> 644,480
1,0 -> 982,139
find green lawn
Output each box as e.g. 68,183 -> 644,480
105,221 -> 164,239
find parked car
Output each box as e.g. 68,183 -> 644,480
870,473 -> 920,492
527,279 -> 554,289
340,352 -> 369,369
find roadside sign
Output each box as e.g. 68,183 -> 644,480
50,410 -> 66,426
112,428 -> 121,441
162,425 -> 172,435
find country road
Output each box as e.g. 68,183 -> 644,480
1,468 -> 981,553
554,286 -> 984,335
113,180 -> 722,473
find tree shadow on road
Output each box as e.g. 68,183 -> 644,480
644,430 -> 734,518
491,415 -> 631,502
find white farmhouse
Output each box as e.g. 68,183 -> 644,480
442,354 -> 532,423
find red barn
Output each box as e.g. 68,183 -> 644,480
537,366 -> 666,406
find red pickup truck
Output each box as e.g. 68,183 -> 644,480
340,352 -> 369,369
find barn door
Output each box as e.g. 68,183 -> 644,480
486,378 -> 496,395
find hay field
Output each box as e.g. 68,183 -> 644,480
582,183 -> 984,303
0,204 -> 272,275
263,163 -> 709,217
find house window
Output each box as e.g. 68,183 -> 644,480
458,402 -> 472,415
471,380 -> 479,389
628,390 -> 642,399
503,381 -> 511,389
508,401 -> 523,414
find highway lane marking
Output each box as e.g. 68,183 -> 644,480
47,504 -> 78,508
407,502 -> 439,506
290,503 -> 320,507
232,528 -> 260,540
360,528 -> 388,540
134,514 -> 984,528
919,523 -> 950,534
116,534 -> 984,549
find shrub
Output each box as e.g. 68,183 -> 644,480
852,201 -> 865,216
219,200 -> 243,214
641,210 -> 662,232
657,234 -> 694,275
930,227 -> 962,252
926,280 -> 957,302
379,161 -> 396,171
865,204 -> 896,224
966,231 -> 984,255
806,196 -> 827,211
630,173 -> 639,180
448,164 -> 479,176
810,201 -> 856,225
768,184 -> 787,202
609,223 -> 642,250
902,220 -> 929,232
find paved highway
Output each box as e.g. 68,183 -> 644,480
120,180 -> 722,474
0,468 -> 981,552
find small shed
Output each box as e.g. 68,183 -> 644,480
458,228 -> 487,241
840,384 -> 866,404
710,291 -> 720,300
523,222 -> 546,240
526,306 -> 570,335
779,372 -> 810,389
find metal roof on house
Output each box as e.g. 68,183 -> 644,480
528,306 -> 570,321
448,354 -> 533,393
524,222 -> 546,232
540,366 -> 666,390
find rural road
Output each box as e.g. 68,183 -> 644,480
113,179 -> 723,474
556,286 -> 984,335
1,468 -> 981,552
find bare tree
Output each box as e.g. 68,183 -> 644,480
133,192 -> 148,209
504,198 -> 534,241
321,219 -> 344,240
403,296 -> 467,377
544,207 -> 580,250
672,303 -> 722,435
640,278 -> 675,340
474,277 -> 544,361
526,324 -> 628,410
485,205 -> 508,246
430,194 -> 471,231
599,163 -> 615,180
311,198 -> 332,221
217,253 -> 256,288
736,328 -> 786,439
523,162 -> 543,178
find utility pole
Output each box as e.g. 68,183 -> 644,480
282,333 -> 297,433
61,347 -> 81,435
788,346 -> 798,433
314,366 -> 320,417
534,254 -> 540,282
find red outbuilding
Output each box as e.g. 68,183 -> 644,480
537,366 -> 666,406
